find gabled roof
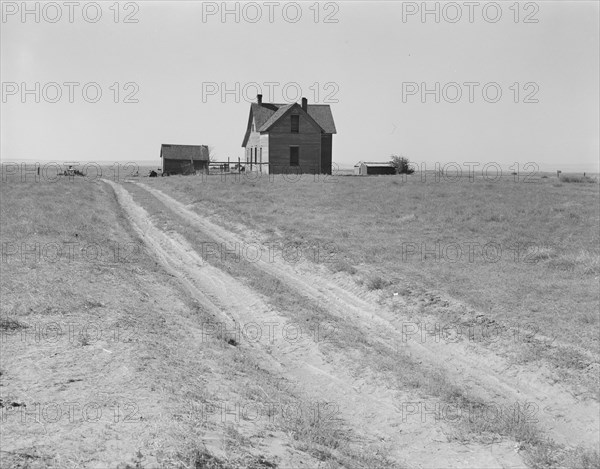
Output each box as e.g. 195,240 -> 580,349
160,144 -> 209,161
258,103 -> 295,131
259,103 -> 324,134
306,105 -> 337,134
250,103 -> 280,129
242,101 -> 336,147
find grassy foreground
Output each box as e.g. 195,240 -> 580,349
1,169 -> 598,468
0,176 -> 369,468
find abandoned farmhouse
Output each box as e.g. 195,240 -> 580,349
242,95 -> 337,175
156,99 -> 414,178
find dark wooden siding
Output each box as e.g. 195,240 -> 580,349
267,111 -> 321,174
366,166 -> 396,175
163,159 -> 208,174
320,134 -> 332,175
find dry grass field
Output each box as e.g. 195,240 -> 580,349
148,172 -> 599,355
1,170 -> 599,469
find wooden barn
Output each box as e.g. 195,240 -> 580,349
160,144 -> 209,175
354,161 -> 396,176
241,95 -> 336,175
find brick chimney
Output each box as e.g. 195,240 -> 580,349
301,97 -> 307,112
257,94 -> 262,105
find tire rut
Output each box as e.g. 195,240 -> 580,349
106,180 -> 527,468
134,182 -> 599,451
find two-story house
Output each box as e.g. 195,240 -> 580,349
241,95 -> 336,175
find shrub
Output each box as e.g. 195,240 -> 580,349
367,276 -> 389,290
0,317 -> 26,331
559,175 -> 597,183
390,155 -> 415,175
331,260 -> 357,275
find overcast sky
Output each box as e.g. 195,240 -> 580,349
1,1 -> 599,171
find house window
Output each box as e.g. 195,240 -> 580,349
290,146 -> 299,166
291,115 -> 299,133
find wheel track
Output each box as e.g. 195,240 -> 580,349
105,179 -> 526,468
134,182 -> 599,450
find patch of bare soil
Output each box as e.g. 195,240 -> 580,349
106,180 -> 530,468
132,183 -> 599,455
1,181 -> 318,468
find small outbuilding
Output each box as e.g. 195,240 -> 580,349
354,161 -> 396,176
160,144 -> 210,175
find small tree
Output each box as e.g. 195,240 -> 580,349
390,155 -> 415,175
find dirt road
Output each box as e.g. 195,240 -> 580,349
105,179 -> 599,467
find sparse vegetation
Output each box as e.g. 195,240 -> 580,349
366,275 -> 389,290
560,175 -> 598,183
147,173 -> 599,356
2,170 -> 598,469
0,316 -> 27,331
331,259 -> 357,275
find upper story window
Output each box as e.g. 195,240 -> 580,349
291,115 -> 299,133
